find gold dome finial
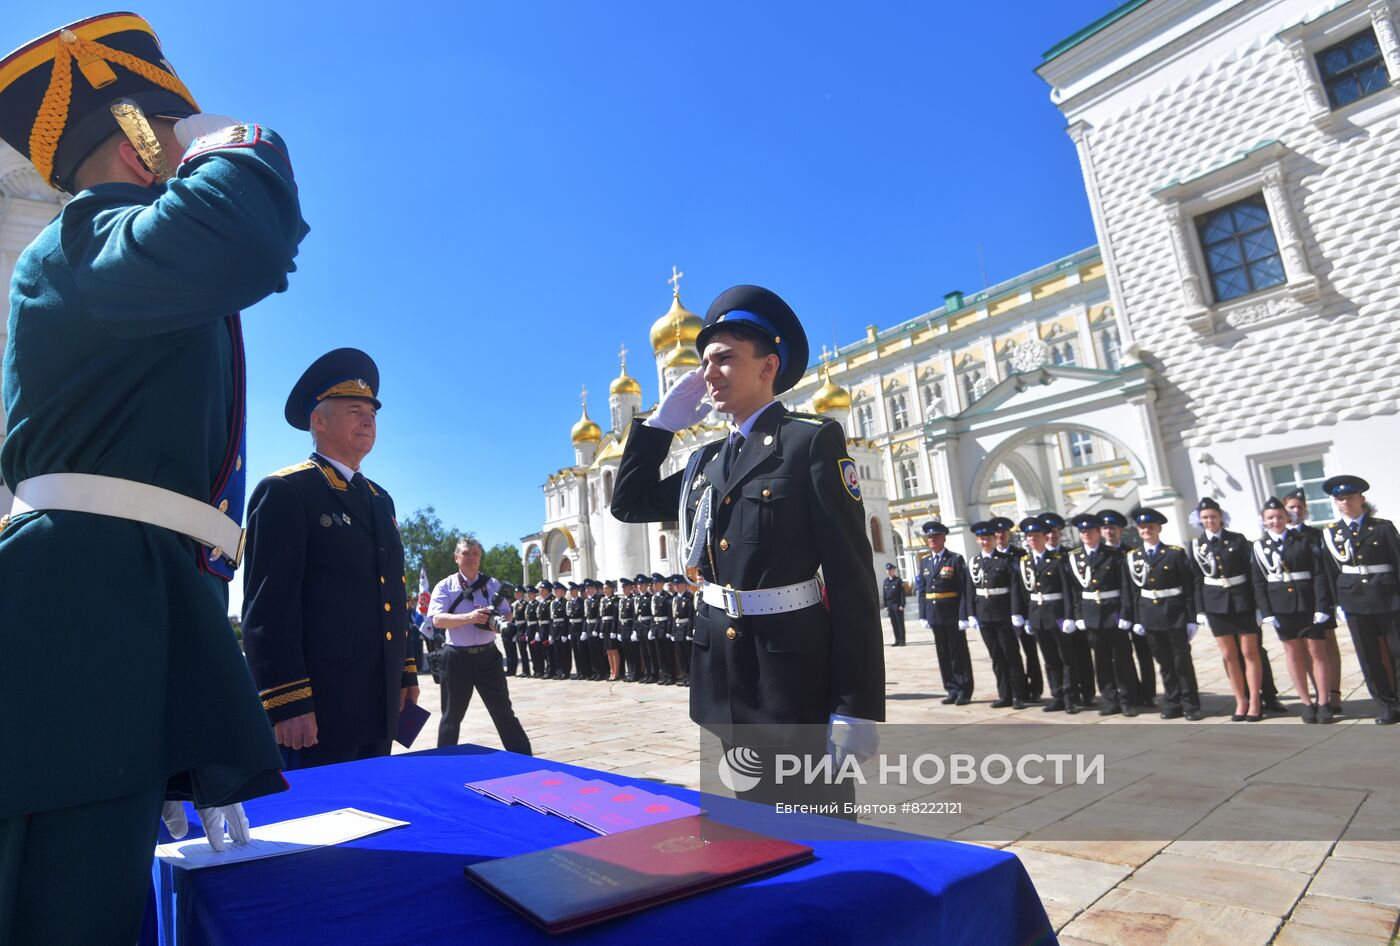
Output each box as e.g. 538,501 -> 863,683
650,267 -> 702,354
610,343 -> 641,396
571,384 -> 602,444
813,344 -> 851,414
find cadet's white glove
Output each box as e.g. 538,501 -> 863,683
173,113 -> 242,150
1117,619 -> 1132,631
967,617 -> 979,631
921,619 -> 931,630
1060,619 -> 1076,634
1196,613 -> 1209,630
1262,615 -> 1280,629
1312,612 -> 1330,625
1132,624 -> 1146,636
827,714 -> 879,767
1011,615 -> 1025,629
1186,623 -> 1198,641
161,802 -> 250,851
957,619 -> 968,630
1076,619 -> 1087,631
644,368 -> 712,432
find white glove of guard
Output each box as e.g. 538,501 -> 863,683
1195,613 -> 1209,629
644,368 -> 712,432
1011,615 -> 1025,628
1060,619 -> 1076,634
957,619 -> 968,630
1117,619 -> 1131,631
172,113 -> 242,150
1076,619 -> 1087,630
1132,624 -> 1146,636
1186,623 -> 1198,641
162,801 -> 250,851
1312,612 -> 1330,625
647,630 -> 656,641
967,617 -> 979,631
827,714 -> 879,767
921,619 -> 931,630
1262,615 -> 1280,628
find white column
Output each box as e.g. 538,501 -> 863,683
1282,37 -> 1332,123
1066,122 -> 1138,352
1260,165 -> 1320,301
1369,1 -> 1400,85
1160,201 -> 1212,332
1072,304 -> 1095,368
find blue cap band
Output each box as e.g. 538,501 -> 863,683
719,309 -> 789,375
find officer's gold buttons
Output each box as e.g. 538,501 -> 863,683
724,496 -> 732,505
385,632 -> 393,640
218,499 -> 229,513
726,627 -> 738,640
762,488 -> 771,498
383,603 -> 392,612
235,455 -> 243,472
380,576 -> 385,584
719,539 -> 729,551
763,436 -> 773,446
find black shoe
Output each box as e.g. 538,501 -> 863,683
1262,698 -> 1289,714
1316,703 -> 1333,724
1099,704 -> 1121,717
955,696 -> 971,705
1043,699 -> 1066,713
990,699 -> 1012,708
1160,707 -> 1184,719
1012,700 -> 1030,710
1185,710 -> 1205,721
1065,703 -> 1079,715
1376,708 -> 1400,725
1301,704 -> 1318,724
1231,714 -> 1247,722
1328,691 -> 1344,715
1245,714 -> 1263,722
940,695 -> 957,705
623,674 -> 637,683
1122,705 -> 1138,717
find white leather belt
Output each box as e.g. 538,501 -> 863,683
12,472 -> 244,566
1081,590 -> 1121,601
1342,564 -> 1394,575
701,578 -> 822,618
1030,592 -> 1064,604
975,587 -> 1010,597
1140,587 -> 1183,600
569,619 -> 583,624
1203,574 -> 1247,588
1267,571 -> 1313,582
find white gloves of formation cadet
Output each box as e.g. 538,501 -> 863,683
645,368 -> 712,433
162,801 -> 251,852
827,714 -> 879,767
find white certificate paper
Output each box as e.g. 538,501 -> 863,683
155,807 -> 408,870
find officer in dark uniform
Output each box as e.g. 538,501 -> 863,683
0,16 -> 303,941
549,581 -> 570,679
1066,514 -> 1139,716
1102,508 -> 1155,707
994,516 -> 1043,700
618,578 -> 639,681
526,583 -> 547,677
883,563 -> 907,646
1190,497 -> 1266,720
634,574 -> 657,683
583,579 -> 605,680
1015,518 -> 1077,713
243,349 -> 418,768
501,585 -> 523,677
601,578 -> 622,681
1122,507 -> 1202,720
1042,512 -> 1095,707
1319,475 -> 1400,724
612,284 -> 884,807
916,521 -> 973,704
671,574 -> 693,686
652,572 -> 676,685
509,585 -> 531,677
564,581 -> 585,679
968,521 -> 1031,709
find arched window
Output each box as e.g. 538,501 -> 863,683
603,470 -> 614,505
558,558 -> 572,575
870,517 -> 884,553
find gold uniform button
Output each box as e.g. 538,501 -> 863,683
218,499 -> 229,513
719,539 -> 729,551
380,576 -> 386,584
383,603 -> 392,612
385,631 -> 393,641
762,488 -> 771,498
726,627 -> 738,640
235,455 -> 243,472
724,496 -> 732,505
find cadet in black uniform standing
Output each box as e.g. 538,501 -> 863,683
1066,514 -> 1139,716
1285,489 -> 1343,715
1015,518 -> 1077,713
652,572 -> 676,685
917,521 -> 972,703
1102,509 -> 1155,707
1190,498 -> 1265,721
883,563 -> 907,646
612,284 -> 884,806
994,516 -> 1043,701
618,578 -> 639,681
1122,507 -> 1203,720
968,521 -> 1030,709
671,574 -> 693,686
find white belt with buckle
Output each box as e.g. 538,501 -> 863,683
1203,574 -> 1247,588
1140,587 -> 1183,600
11,472 -> 244,566
1342,564 -> 1394,575
974,587 -> 1010,597
700,578 -> 821,618
1081,590 -> 1121,601
1030,592 -> 1064,604
1267,571 -> 1313,582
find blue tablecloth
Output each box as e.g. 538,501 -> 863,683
150,745 -> 1055,945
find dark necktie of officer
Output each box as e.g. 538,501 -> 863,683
349,471 -> 374,524
722,430 -> 745,479
1349,520 -> 1361,537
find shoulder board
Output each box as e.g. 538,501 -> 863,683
365,478 -> 384,498
1166,545 -> 1183,551
785,411 -> 829,427
269,460 -> 316,478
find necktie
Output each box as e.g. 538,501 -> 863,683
1349,520 -> 1360,536
722,430 -> 745,479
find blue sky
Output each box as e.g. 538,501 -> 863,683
11,1 -> 1116,566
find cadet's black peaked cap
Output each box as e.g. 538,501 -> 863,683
696,285 -> 810,396
286,348 -> 381,430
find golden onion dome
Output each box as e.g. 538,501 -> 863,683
571,408 -> 602,445
813,377 -> 852,414
649,292 -> 703,354
664,337 -> 701,369
610,372 -> 641,396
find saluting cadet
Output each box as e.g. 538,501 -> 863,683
968,521 -> 1031,709
1319,475 -> 1400,724
652,572 -> 676,685
1122,508 -> 1203,720
243,349 -> 419,767
509,585 -> 531,677
1102,509 -> 1156,708
601,579 -> 622,681
1042,512 -> 1095,707
916,521 -> 973,704
612,284 -> 884,808
1067,514 -> 1139,716
994,516 -> 1044,701
1251,497 -> 1335,723
671,574 -> 693,686
1016,518 -> 1078,713
1190,498 -> 1266,721
0,15 -> 304,941
883,563 -> 908,646
1286,489 -> 1343,715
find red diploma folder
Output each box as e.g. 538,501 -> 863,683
464,815 -> 814,933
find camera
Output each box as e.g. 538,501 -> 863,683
486,582 -> 516,633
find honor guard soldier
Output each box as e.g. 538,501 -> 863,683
883,563 -> 908,646
0,15 -> 306,941
526,583 -> 548,677
917,521 -> 973,704
612,284 -> 884,808
993,516 -> 1043,700
1252,497 -> 1335,723
618,577 -> 640,681
1190,497 -> 1267,721
1285,489 -> 1343,715
671,574 -> 693,686
1122,508 -> 1203,720
500,584 -> 521,676
243,349 -> 419,767
1016,518 -> 1079,713
652,572 -> 676,685
565,581 -> 586,679
548,581 -> 569,679
1102,509 -> 1155,707
968,521 -> 1031,709
601,579 -> 622,681
583,579 -> 605,681
1319,476 -> 1400,724
506,584 -> 528,677
1067,514 -> 1139,716
1041,512 -> 1094,708
634,574 -> 656,683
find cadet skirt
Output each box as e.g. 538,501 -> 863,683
1272,613 -> 1325,641
1207,612 -> 1262,637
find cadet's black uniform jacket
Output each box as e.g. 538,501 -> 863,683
243,454 -> 416,751
1250,530 -> 1333,620
918,550 -> 968,624
1066,543 -> 1128,627
966,550 -> 1024,623
1321,516 -> 1400,614
612,405 -> 884,740
1016,550 -> 1073,632
882,574 -> 905,608
1190,530 -> 1255,616
1122,543 -> 1197,630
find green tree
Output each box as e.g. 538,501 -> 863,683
399,505 -> 459,589
480,543 -> 531,589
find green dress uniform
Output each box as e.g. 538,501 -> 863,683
0,14 -> 305,943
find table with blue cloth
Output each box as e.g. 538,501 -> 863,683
149,745 -> 1055,945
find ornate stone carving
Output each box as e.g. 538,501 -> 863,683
1283,37 -> 1330,119
1008,338 -> 1050,374
971,376 -> 995,401
1369,1 -> 1400,81
0,143 -> 59,202
1219,293 -> 1305,330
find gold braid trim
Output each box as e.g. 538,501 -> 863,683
262,686 -> 313,711
259,677 -> 310,698
404,661 -> 418,673
30,34 -> 199,186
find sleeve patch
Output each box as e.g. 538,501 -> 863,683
838,457 -> 862,501
182,124 -> 261,163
